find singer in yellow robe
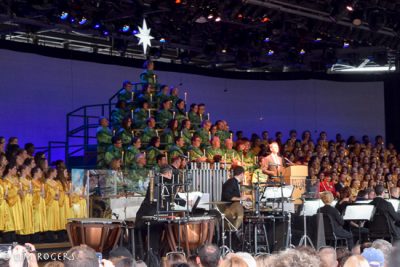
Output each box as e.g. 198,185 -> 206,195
3,176 -> 24,232
45,177 -> 61,231
70,186 -> 88,218
18,176 -> 34,235
0,182 -> 13,232
32,178 -> 47,233
56,180 -> 67,230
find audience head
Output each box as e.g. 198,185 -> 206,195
64,245 -> 98,267
197,244 -> 220,267
343,255 -> 369,267
361,247 -> 384,267
220,256 -> 248,267
372,239 -> 392,265
319,247 -> 338,267
234,252 -> 256,267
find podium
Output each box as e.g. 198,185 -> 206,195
283,165 -> 308,204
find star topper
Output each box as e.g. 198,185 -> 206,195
135,19 -> 154,54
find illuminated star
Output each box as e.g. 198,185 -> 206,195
135,19 -> 154,54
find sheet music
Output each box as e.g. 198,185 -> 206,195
343,205 -> 375,221
300,199 -> 323,216
387,199 -> 400,212
262,185 -> 294,199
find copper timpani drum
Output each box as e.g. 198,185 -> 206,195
66,218 -> 123,253
166,216 -> 216,256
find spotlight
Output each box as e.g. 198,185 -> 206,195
267,50 -> 274,56
78,17 -> 87,25
175,0 -> 182,3
237,14 -> 243,19
60,11 -> 68,20
132,30 -> 139,35
215,16 -> 221,22
314,37 -> 322,42
207,14 -> 214,19
103,30 -> 109,36
160,38 -> 166,43
121,25 -> 130,32
93,23 -> 101,29
346,5 -> 354,12
222,49 -> 227,53
343,41 -> 350,48
70,18 -> 75,23
263,37 -> 270,43
299,49 -> 306,55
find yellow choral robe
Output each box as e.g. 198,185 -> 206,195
65,182 -> 74,220
45,179 -> 61,231
70,189 -> 88,218
32,179 -> 47,232
18,177 -> 34,235
0,182 -> 13,232
56,181 -> 67,230
3,176 -> 23,232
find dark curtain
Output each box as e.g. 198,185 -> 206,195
384,75 -> 400,150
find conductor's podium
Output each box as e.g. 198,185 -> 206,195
283,165 -> 308,204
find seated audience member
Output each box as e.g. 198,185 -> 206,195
220,256 -> 248,267
361,247 -> 384,267
343,255 -> 369,267
389,244 -> 400,267
196,244 -> 220,267
319,247 -> 338,267
268,249 -> 320,267
164,253 -> 187,267
318,191 -> 354,249
371,239 -> 393,265
235,252 -> 257,267
370,185 -> 400,240
64,245 -> 98,267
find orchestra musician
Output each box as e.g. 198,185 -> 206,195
135,165 -> 185,259
221,166 -> 248,203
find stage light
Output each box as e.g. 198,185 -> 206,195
132,30 -> 139,35
94,23 -> 101,29
70,18 -> 75,23
237,14 -> 243,19
78,17 -> 87,25
207,14 -> 214,20
343,41 -> 350,48
346,5 -> 354,12
299,49 -> 306,55
175,0 -> 181,3
121,25 -> 130,32
103,30 -> 109,36
267,50 -> 274,56
263,37 -> 270,43
261,17 -> 270,23
222,49 -> 227,53
60,11 -> 68,20
215,16 -> 221,22
160,38 -> 166,43
314,37 -> 322,42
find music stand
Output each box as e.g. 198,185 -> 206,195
298,198 -> 316,248
343,204 -> 375,243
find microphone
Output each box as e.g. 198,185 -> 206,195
284,157 -> 295,165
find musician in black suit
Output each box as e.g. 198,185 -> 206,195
318,191 -> 354,249
221,166 -> 247,202
136,165 -> 185,260
370,185 -> 400,239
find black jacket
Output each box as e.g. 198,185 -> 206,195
370,197 -> 400,237
318,205 -> 349,236
221,177 -> 241,202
